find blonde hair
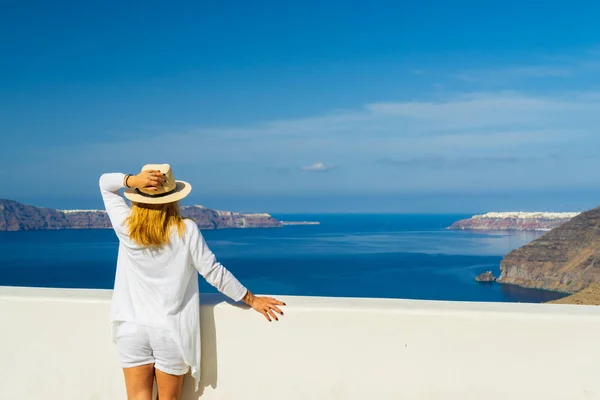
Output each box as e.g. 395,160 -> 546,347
126,202 -> 186,247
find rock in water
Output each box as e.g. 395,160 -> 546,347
475,271 -> 497,283
498,205 -> 600,293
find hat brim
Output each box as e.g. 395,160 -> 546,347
123,181 -> 192,205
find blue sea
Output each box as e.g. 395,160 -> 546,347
0,214 -> 565,303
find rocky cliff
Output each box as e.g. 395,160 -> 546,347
498,206 -> 600,293
0,199 -> 71,231
181,206 -> 282,230
0,199 -> 282,231
449,212 -> 578,231
62,210 -> 113,229
546,284 -> 600,305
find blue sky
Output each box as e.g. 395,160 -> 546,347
2,1 -> 600,213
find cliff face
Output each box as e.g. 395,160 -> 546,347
181,206 -> 281,229
0,199 -> 70,231
63,211 -> 112,229
498,206 -> 600,293
0,199 -> 282,231
449,212 -> 578,231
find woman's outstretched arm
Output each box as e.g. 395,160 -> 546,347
189,223 -> 285,321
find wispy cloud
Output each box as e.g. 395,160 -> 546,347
454,52 -> 600,85
456,66 -> 574,83
266,162 -> 337,173
378,155 -> 548,170
301,162 -> 336,172
22,90 -> 599,169
9,86 -> 600,196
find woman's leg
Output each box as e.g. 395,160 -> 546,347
122,364 -> 155,400
116,322 -> 155,400
155,369 -> 185,400
149,326 -> 189,400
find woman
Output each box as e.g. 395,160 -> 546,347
100,164 -> 285,400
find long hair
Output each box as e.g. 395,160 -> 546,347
126,201 -> 185,247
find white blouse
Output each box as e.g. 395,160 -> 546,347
99,173 -> 248,390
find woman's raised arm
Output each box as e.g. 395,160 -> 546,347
99,173 -> 130,237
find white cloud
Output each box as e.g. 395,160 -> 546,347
301,162 -> 335,172
20,90 -> 600,164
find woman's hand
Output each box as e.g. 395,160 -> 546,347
125,170 -> 165,191
243,291 -> 285,322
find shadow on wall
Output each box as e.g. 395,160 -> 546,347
180,294 -> 249,400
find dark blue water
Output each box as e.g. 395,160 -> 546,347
0,214 -> 566,303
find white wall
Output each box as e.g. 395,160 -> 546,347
2,286 -> 600,400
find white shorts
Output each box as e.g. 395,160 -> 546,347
115,321 -> 190,376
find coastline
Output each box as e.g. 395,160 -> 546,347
448,211 -> 578,232
0,198 -> 321,231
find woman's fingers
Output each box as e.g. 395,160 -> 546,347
133,171 -> 164,191
268,297 -> 286,306
269,304 -> 283,315
252,297 -> 286,321
267,309 -> 278,321
262,310 -> 271,322
148,174 -> 164,183
143,172 -> 164,188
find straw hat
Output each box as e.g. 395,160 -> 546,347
124,164 -> 192,204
